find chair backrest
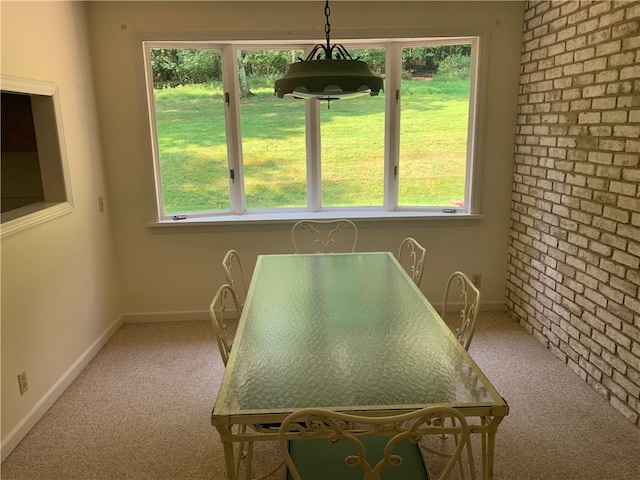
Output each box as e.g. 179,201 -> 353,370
222,249 -> 248,310
291,219 -> 358,254
208,284 -> 241,366
441,271 -> 481,351
279,406 -> 475,480
397,237 -> 427,286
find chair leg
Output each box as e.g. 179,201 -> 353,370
245,440 -> 253,480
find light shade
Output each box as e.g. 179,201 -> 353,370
274,58 -> 383,100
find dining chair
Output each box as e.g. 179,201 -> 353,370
209,283 -> 283,479
279,406 -> 475,480
222,249 -> 248,311
291,219 -> 358,253
397,237 -> 427,286
441,271 -> 481,351
209,283 -> 240,366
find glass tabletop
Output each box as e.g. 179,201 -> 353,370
213,252 -> 503,419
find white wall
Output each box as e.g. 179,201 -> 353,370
1,1 -> 123,459
85,0 -> 524,315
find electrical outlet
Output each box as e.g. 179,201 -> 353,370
472,273 -> 481,288
17,370 -> 28,395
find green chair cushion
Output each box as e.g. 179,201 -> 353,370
287,434 -> 430,480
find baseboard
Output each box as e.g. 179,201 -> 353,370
1,314 -> 124,462
122,310 -> 209,323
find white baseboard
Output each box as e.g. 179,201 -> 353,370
122,310 -> 209,323
0,315 -> 124,462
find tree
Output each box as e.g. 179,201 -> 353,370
237,51 -> 253,98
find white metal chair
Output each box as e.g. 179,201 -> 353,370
442,272 -> 481,351
279,406 -> 475,480
291,219 -> 358,254
209,283 -> 283,479
397,237 -> 427,286
208,283 -> 240,366
222,249 -> 248,311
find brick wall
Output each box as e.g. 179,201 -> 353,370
506,0 -> 640,424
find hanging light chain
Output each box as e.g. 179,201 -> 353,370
324,0 -> 331,55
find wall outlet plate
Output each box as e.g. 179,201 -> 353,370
17,370 -> 28,395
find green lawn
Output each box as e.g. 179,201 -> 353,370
153,77 -> 470,214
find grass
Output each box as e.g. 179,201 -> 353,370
153,75 -> 470,214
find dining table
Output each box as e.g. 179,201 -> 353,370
211,252 -> 509,479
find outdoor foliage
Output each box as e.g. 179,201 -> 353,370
151,45 -> 471,88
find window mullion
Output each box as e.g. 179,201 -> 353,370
384,44 -> 401,211
222,45 -> 245,214
306,99 -> 321,212
466,36 -> 482,214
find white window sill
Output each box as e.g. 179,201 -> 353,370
147,209 -> 483,231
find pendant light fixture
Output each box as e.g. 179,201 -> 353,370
274,0 -> 383,104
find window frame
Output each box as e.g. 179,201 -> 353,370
0,75 -> 74,238
138,31 -> 487,227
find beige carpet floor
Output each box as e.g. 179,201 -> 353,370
1,311 -> 639,479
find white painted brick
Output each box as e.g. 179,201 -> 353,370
589,2 -> 612,18
592,216 -> 618,234
620,64 -> 640,80
612,21 -> 639,38
613,125 -> 640,138
602,348 -> 631,374
589,125 -> 613,136
624,295 -> 640,315
616,153 -> 640,167
609,51 -> 638,67
618,195 -> 640,212
610,275 -> 638,297
595,70 -> 619,83
612,249 -> 640,269
599,139 -> 626,151
592,330 -> 617,352
584,57 -> 608,72
612,370 -> 640,397
511,0 -> 640,424
597,40 -> 623,56
592,97 -> 617,110
595,165 -> 622,179
587,151 -> 612,164
603,111 -> 629,123
609,180 -> 638,196
588,28 -> 613,45
583,84 -> 607,97
599,9 -> 626,28
600,258 -> 627,278
567,36 -> 588,52
616,95 -> 635,107
622,35 -> 640,50
603,206 -> 631,223
607,82 -> 633,95
625,139 -> 640,152
577,17 -> 600,35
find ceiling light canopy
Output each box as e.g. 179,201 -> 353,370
274,0 -> 383,103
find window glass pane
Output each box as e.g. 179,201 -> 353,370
321,48 -> 385,207
238,49 -> 307,209
398,44 -> 471,208
151,48 -> 229,215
